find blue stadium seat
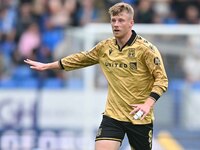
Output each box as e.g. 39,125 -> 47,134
0,78 -> 17,88
42,78 -> 63,89
12,65 -> 33,80
17,78 -> 39,88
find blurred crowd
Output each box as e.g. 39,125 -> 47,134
0,0 -> 200,88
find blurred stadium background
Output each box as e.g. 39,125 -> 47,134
0,0 -> 200,149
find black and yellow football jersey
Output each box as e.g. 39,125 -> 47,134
59,30 -> 168,124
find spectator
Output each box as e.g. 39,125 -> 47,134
43,0 -> 68,29
0,31 -> 16,66
184,5 -> 200,24
63,0 -> 78,26
18,22 -> 40,59
74,0 -> 101,26
16,2 -> 37,42
32,0 -> 48,26
163,11 -> 178,24
0,4 -> 16,37
135,0 -> 155,23
153,1 -> 178,24
170,0 -> 188,22
39,0 -> 65,53
170,0 -> 200,24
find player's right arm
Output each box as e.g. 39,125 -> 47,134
24,40 -> 104,71
24,59 -> 61,71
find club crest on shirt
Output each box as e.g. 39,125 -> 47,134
128,48 -> 135,58
129,62 -> 137,70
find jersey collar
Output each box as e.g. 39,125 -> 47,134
115,30 -> 137,51
126,30 -> 137,46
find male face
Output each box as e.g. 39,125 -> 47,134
110,11 -> 133,39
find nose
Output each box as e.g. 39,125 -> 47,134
113,21 -> 119,27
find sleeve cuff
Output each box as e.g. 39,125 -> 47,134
59,59 -> 64,70
149,92 -> 160,101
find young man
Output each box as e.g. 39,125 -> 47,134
24,2 -> 168,150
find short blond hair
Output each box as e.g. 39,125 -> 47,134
108,2 -> 134,18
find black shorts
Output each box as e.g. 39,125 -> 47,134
95,115 -> 153,150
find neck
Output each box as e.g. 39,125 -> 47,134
116,30 -> 132,49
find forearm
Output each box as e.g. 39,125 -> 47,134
46,61 -> 61,70
60,52 -> 99,71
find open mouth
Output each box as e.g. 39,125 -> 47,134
114,29 -> 120,32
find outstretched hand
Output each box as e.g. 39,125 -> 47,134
24,59 -> 48,71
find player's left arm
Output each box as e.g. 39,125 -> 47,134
145,47 -> 168,100
130,46 -> 168,119
144,47 -> 168,118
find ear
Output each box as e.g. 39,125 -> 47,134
130,19 -> 134,28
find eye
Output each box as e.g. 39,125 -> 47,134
118,18 -> 125,22
111,19 -> 116,23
